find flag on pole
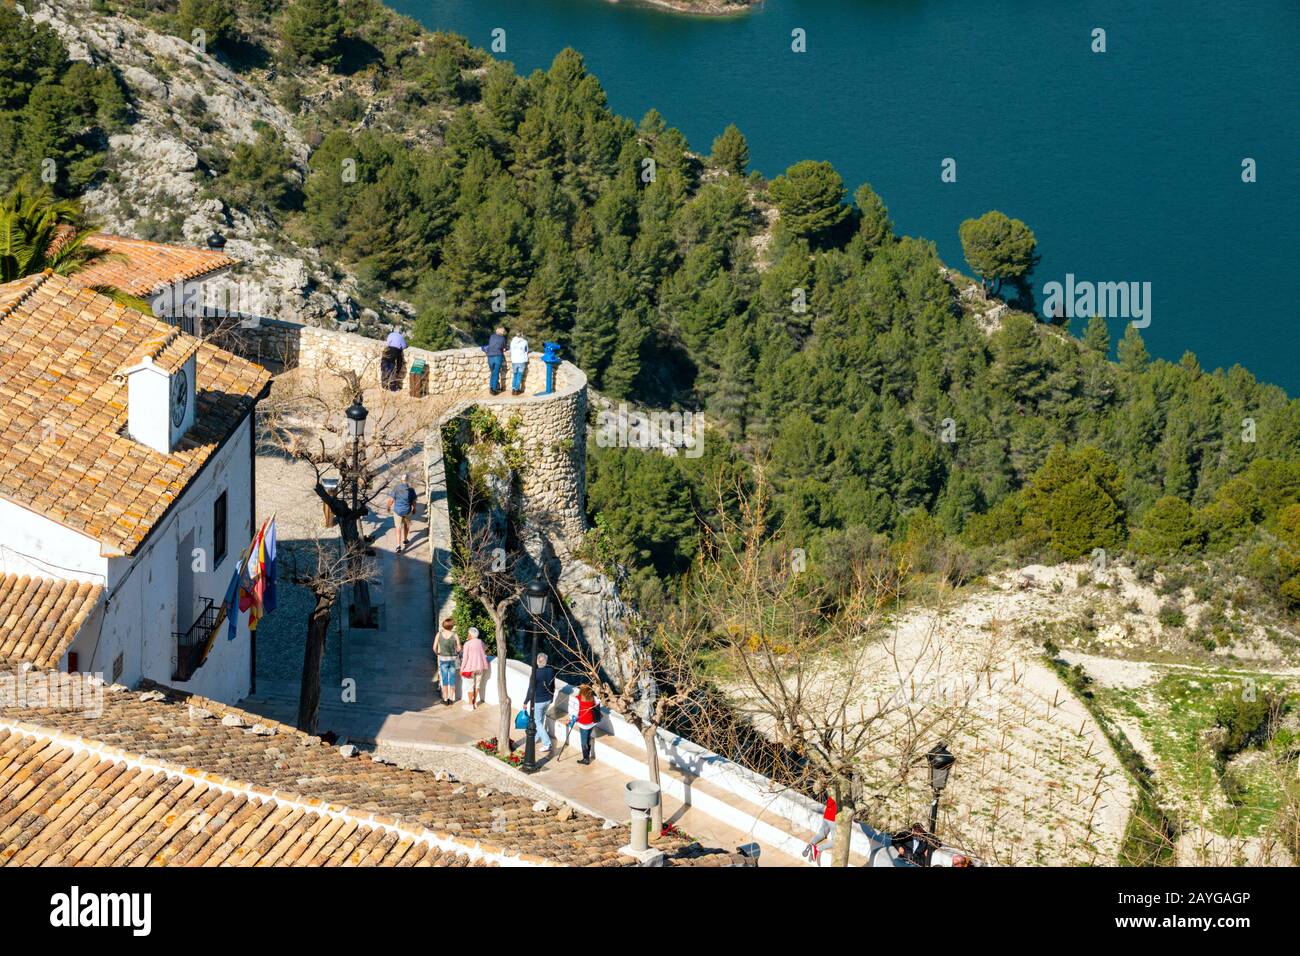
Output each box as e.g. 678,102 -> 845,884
222,564 -> 241,643
240,518 -> 269,631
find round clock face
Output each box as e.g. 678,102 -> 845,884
171,370 -> 188,429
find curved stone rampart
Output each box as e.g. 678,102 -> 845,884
227,319 -> 588,541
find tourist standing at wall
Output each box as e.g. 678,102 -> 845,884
382,326 -> 408,391
386,473 -> 416,553
482,327 -> 506,394
569,683 -> 602,765
434,619 -> 461,705
460,627 -> 490,711
523,652 -> 555,753
508,333 -> 529,395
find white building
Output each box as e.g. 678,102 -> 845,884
0,259 -> 270,703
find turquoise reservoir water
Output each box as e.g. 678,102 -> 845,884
392,0 -> 1299,394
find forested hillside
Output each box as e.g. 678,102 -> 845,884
5,0 -> 1300,629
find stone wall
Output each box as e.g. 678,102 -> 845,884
226,318 -> 588,544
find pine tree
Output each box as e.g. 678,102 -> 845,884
958,210 -> 1038,294
990,313 -> 1048,407
710,123 -> 749,176
853,181 -> 892,254
602,309 -> 647,398
768,160 -> 849,248
1082,314 -> 1110,354
179,0 -> 237,51
279,0 -> 345,70
1117,323 -> 1150,374
1133,497 -> 1204,556
704,317 -> 756,439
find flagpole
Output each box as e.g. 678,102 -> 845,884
201,516 -> 270,667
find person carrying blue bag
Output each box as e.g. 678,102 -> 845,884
522,652 -> 555,753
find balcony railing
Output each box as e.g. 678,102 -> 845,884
172,597 -> 220,682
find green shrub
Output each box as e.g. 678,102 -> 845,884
1211,688 -> 1277,757
1133,496 -> 1205,557
1157,602 -> 1185,629
1021,445 -> 1126,559
451,584 -> 497,654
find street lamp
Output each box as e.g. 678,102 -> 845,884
925,742 -> 955,838
521,579 -> 550,774
344,397 -> 370,625
344,397 -> 368,512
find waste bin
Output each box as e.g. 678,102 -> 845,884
625,781 -> 661,852
408,358 -> 428,398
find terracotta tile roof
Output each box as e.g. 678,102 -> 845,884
0,729 -> 487,866
117,325 -> 201,376
0,679 -> 745,867
69,234 -> 238,297
0,574 -> 102,668
0,273 -> 271,556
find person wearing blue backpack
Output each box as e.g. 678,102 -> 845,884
386,473 -> 417,553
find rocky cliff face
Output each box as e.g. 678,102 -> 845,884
26,0 -> 378,327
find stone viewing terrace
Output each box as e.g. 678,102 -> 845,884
232,320 -> 807,865
226,320 -> 588,542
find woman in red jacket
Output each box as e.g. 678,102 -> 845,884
802,794 -> 837,864
571,684 -> 601,765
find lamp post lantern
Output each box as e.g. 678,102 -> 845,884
925,742 -> 955,838
521,579 -> 550,774
344,398 -> 368,513
343,397 -> 370,625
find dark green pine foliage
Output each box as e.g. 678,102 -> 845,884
768,160 -> 849,248
710,123 -> 749,176
0,8 -> 127,195
279,0 -> 345,70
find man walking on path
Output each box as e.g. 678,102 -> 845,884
523,652 -> 555,753
386,473 -> 416,553
382,326 -> 408,391
482,327 -> 506,394
508,332 -> 529,395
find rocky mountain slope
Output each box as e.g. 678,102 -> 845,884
28,0 -> 372,326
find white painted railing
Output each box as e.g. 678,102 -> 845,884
481,657 -> 915,865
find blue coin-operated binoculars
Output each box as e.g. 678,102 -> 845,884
539,341 -> 562,395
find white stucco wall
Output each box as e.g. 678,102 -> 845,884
1,414 -> 258,704
88,413 -> 257,702
0,499 -> 107,584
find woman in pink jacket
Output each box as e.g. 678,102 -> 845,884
460,627 -> 490,711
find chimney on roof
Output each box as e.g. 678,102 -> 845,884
122,352 -> 197,454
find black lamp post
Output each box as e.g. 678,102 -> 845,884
344,397 -> 368,512
344,397 -> 370,624
925,742 -> 955,838
521,579 -> 550,774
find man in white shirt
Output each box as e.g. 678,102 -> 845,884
509,334 -> 529,395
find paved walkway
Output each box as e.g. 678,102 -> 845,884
240,494 -> 805,867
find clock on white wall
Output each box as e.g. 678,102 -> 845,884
171,369 -> 189,429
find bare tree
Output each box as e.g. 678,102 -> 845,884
277,537 -> 373,734
450,466 -> 526,754
681,469 -> 998,866
262,359 -> 445,621
546,599 -> 705,838
260,360 -> 447,730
